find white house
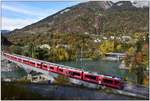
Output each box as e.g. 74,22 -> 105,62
103,52 -> 126,61
39,44 -> 51,49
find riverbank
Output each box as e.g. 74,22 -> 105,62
2,82 -> 146,100
1,58 -> 27,80
1,82 -> 48,100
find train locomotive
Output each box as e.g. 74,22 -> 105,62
3,52 -> 124,89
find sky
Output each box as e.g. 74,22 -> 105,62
1,0 -> 149,31
2,1 -> 82,30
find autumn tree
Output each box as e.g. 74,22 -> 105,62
125,38 -> 146,84
99,40 -> 114,56
34,47 -> 49,60
9,45 -> 22,55
48,47 -> 69,62
54,75 -> 70,85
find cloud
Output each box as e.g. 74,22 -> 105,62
2,4 -> 60,30
2,5 -> 35,16
2,17 -> 38,30
1,2 -> 81,30
2,4 -> 60,18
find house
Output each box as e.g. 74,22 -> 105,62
103,52 -> 126,61
39,44 -> 51,49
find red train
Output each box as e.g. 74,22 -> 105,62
3,52 -> 124,89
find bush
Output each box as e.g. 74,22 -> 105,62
54,75 -> 70,85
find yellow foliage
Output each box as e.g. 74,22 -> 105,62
133,32 -> 145,40
116,44 -> 122,51
143,76 -> 149,86
127,47 -> 135,56
54,48 -> 69,61
99,40 -> 114,56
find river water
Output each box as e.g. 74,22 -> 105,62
1,68 -> 27,79
58,60 -> 137,81
1,59 -> 27,79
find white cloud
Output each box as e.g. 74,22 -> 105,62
2,5 -> 35,16
2,4 -> 59,18
2,4 -> 60,30
2,17 -> 38,30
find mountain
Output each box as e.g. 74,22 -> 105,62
7,1 -> 149,45
1,35 -> 12,46
1,30 -> 11,36
1,30 -> 12,46
1,30 -> 10,33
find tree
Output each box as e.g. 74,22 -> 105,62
34,47 -> 49,60
115,44 -> 122,52
57,48 -> 69,61
54,75 -> 70,85
48,47 -> 69,62
9,45 -> 22,55
99,40 -> 114,56
125,40 -> 146,84
127,47 -> 136,56
132,52 -> 144,84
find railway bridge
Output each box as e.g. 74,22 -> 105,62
2,52 -> 102,88
2,52 -> 149,99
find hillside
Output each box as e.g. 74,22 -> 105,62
1,30 -> 10,36
7,1 -> 148,45
1,35 -> 12,46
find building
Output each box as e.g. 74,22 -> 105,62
103,52 -> 126,61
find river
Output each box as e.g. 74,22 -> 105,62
1,59 -> 27,79
58,60 -> 137,82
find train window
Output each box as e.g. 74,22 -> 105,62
50,66 -> 54,70
43,65 -> 47,68
23,60 -> 27,62
30,62 -> 35,64
37,64 -> 41,66
85,75 -> 97,80
18,59 -> 22,61
103,79 -> 113,84
69,71 -> 80,76
59,69 -> 63,72
114,80 -> 120,85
